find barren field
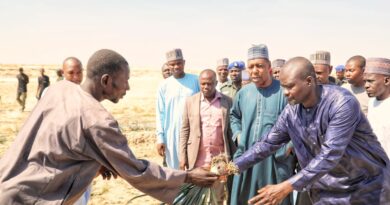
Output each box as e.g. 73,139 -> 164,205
0,64 -> 194,204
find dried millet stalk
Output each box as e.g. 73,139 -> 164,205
210,154 -> 239,176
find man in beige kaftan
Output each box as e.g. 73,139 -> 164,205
0,49 -> 217,205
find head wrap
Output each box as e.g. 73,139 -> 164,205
310,50 -> 331,65
166,48 -> 183,62
228,61 -> 245,71
364,58 -> 390,75
271,59 -> 285,69
217,58 -> 229,67
335,65 -> 345,72
241,70 -> 250,81
248,44 -> 269,60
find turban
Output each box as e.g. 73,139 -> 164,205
310,50 -> 331,66
271,59 -> 286,69
248,44 -> 269,60
166,48 -> 183,62
335,65 -> 345,72
228,61 -> 245,70
364,58 -> 390,75
217,58 -> 229,67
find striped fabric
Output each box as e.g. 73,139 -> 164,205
166,48 -> 183,62
248,44 -> 269,60
217,58 -> 229,67
271,59 -> 286,69
365,57 -> 390,75
310,50 -> 331,65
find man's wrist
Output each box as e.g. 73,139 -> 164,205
282,180 -> 294,194
184,170 -> 190,183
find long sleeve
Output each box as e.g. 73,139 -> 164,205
156,85 -> 166,144
288,97 -> 360,191
274,93 -> 291,162
86,116 -> 186,204
234,109 -> 291,171
274,141 -> 294,162
179,99 -> 190,165
230,93 -> 242,141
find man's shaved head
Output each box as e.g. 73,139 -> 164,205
199,69 -> 217,81
199,69 -> 217,99
280,57 -> 318,107
346,55 -> 366,69
161,63 -> 171,79
63,57 -> 82,66
345,55 -> 366,86
82,49 -> 130,103
86,49 -> 128,79
281,57 -> 316,81
62,56 -> 83,84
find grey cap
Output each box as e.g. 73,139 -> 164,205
271,59 -> 286,69
166,48 -> 183,62
310,50 -> 331,65
217,58 -> 229,67
248,44 -> 269,60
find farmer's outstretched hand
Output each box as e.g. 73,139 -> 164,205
185,167 -> 218,187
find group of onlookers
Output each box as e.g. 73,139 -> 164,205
157,45 -> 390,204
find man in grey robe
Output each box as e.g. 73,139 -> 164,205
0,49 -> 217,205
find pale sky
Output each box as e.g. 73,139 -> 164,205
0,0 -> 389,69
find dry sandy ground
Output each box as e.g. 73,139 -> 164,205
0,64 -> 199,204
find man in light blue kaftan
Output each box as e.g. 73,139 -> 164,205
232,57 -> 390,205
230,44 -> 295,205
156,48 -> 200,169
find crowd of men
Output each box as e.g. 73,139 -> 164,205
157,46 -> 390,205
3,45 -> 390,205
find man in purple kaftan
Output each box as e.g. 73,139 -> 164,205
232,57 -> 390,205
